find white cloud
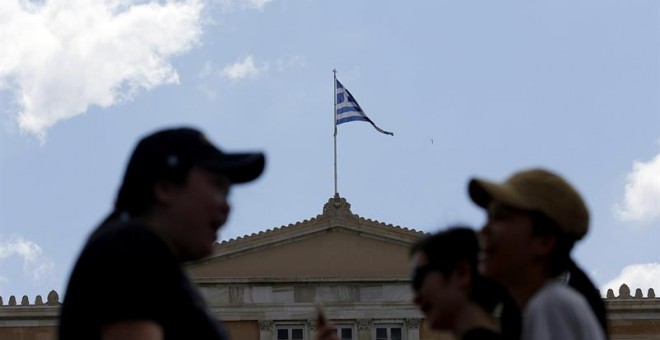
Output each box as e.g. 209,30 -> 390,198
198,55 -> 301,97
198,60 -> 216,78
601,263 -> 660,297
202,55 -> 301,82
615,154 -> 660,223
0,0 -> 205,140
244,0 -> 272,10
196,83 -> 218,101
276,56 -> 306,71
0,235 -> 54,281
220,55 -> 264,80
215,0 -> 272,11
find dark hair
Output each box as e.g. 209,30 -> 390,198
104,132 -> 197,223
411,226 -> 506,313
100,163 -> 190,226
499,213 -> 608,339
567,260 -> 609,337
530,211 -> 575,277
113,153 -> 191,217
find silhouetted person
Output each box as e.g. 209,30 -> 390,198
410,227 -> 505,340
59,127 -> 265,340
469,168 -> 607,340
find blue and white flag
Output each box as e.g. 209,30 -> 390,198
335,79 -> 393,136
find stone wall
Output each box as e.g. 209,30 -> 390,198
0,284 -> 658,340
606,285 -> 660,340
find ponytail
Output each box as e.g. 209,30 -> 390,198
567,259 -> 609,337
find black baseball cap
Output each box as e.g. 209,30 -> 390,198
114,127 -> 265,214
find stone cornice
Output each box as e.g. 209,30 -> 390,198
194,277 -> 411,284
188,196 -> 424,268
3,284 -> 656,309
0,305 -> 59,317
606,299 -> 660,321
204,303 -> 422,322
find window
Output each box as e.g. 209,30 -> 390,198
276,326 -> 305,340
374,325 -> 403,340
333,325 -> 355,340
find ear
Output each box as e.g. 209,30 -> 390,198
452,260 -> 473,291
153,180 -> 181,206
533,234 -> 557,258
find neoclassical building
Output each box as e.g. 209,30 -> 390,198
1,196 -> 659,340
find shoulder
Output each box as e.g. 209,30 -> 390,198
88,219 -> 157,244
527,281 -> 592,316
532,281 -> 582,303
76,219 -> 173,269
62,219 -> 180,308
87,220 -> 166,253
523,282 -> 605,340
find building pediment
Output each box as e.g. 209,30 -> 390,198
187,196 -> 424,280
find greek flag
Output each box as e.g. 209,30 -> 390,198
335,79 -> 393,136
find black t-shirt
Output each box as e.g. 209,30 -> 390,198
58,220 -> 229,340
463,328 -> 502,340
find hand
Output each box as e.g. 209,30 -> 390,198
315,320 -> 339,340
315,305 -> 339,340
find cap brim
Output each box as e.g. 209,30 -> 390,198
201,152 -> 265,184
468,178 -> 531,210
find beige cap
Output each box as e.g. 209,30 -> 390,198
468,168 -> 589,240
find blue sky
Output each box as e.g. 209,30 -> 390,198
1,0 -> 658,301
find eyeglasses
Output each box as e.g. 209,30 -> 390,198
411,264 -> 438,292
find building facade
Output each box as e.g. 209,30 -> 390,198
1,197 -> 659,340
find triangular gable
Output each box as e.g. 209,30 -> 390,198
187,196 -> 425,279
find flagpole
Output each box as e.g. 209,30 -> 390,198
333,69 -> 338,198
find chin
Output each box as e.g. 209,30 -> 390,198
479,265 -> 492,277
184,246 -> 213,262
479,261 -> 496,278
430,319 -> 449,331
426,312 -> 447,331
198,247 -> 214,259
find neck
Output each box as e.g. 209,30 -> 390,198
506,267 -> 551,309
453,302 -> 500,338
135,212 -> 181,260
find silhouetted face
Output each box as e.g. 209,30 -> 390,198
411,252 -> 466,330
479,203 -> 536,286
162,167 -> 231,261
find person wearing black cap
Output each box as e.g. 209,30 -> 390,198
59,127 -> 265,340
468,168 -> 607,340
